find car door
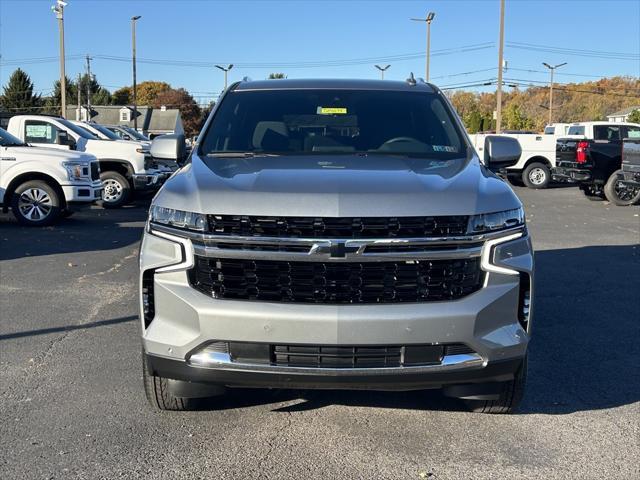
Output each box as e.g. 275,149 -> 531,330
24,119 -> 70,150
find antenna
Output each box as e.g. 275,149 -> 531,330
406,72 -> 417,86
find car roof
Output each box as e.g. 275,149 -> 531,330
233,78 -> 436,93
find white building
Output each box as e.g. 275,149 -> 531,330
606,106 -> 640,123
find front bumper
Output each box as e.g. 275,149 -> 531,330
61,180 -> 103,203
139,228 -> 533,391
132,171 -> 171,190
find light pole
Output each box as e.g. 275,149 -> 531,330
495,0 -> 505,133
52,0 -> 67,118
543,62 -> 567,125
411,11 -> 435,81
374,64 -> 390,80
131,15 -> 142,130
215,64 -> 234,90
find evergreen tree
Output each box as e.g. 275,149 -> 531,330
0,68 -> 42,112
43,76 -> 77,115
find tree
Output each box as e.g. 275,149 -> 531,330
268,73 -> 286,79
77,73 -> 111,106
135,81 -> 171,105
627,109 -> 640,124
0,68 -> 42,112
152,87 -> 202,137
43,76 -> 77,114
112,86 -> 132,105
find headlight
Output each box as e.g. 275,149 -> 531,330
136,147 -> 149,154
467,207 -> 525,234
63,161 -> 88,180
150,205 -> 207,231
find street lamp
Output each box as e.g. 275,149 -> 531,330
374,64 -> 390,80
215,64 -> 234,90
543,62 -> 567,125
131,15 -> 142,130
411,11 -> 435,81
52,0 -> 67,118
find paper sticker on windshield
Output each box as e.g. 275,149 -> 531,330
317,107 -> 347,115
432,145 -> 458,152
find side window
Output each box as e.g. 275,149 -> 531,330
594,125 -> 621,141
24,120 -> 59,144
622,126 -> 640,139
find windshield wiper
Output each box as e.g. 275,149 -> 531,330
206,152 -> 280,158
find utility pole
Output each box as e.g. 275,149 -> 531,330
543,62 -> 567,125
131,16 -> 142,130
495,0 -> 505,133
215,64 -> 234,90
85,55 -> 92,120
411,12 -> 435,82
374,64 -> 390,80
52,0 -> 67,118
76,72 -> 81,120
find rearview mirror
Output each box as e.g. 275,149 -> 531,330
150,133 -> 186,162
483,135 -> 522,172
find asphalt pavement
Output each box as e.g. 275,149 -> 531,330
1,186 -> 639,480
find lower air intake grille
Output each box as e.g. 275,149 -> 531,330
189,257 -> 484,304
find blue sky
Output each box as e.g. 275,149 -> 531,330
1,0 -> 638,106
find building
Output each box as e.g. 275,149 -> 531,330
606,106 -> 640,123
66,105 -> 184,138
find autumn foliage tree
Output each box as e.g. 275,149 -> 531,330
152,87 -> 202,137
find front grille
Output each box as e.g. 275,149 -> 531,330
90,162 -> 100,181
189,257 -> 484,303
207,215 -> 469,238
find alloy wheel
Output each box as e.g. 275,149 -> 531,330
18,188 -> 53,221
528,167 -> 547,186
103,178 -> 124,203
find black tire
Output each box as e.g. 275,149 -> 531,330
507,175 -> 525,187
603,169 -> 640,206
143,354 -> 200,411
10,180 -> 62,226
60,210 -> 74,218
522,162 -> 551,189
465,355 -> 527,414
100,171 -> 131,209
580,185 -> 604,201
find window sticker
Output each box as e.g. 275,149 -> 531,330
432,145 -> 458,152
317,107 -> 348,115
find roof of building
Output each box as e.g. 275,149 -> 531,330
233,78 -> 437,93
65,105 -> 180,132
607,106 -> 640,117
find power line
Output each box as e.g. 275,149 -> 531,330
506,41 -> 640,61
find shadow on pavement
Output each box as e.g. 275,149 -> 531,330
0,198 -> 150,261
0,315 -> 138,341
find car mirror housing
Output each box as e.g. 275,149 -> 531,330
150,134 -> 186,162
483,135 -> 522,172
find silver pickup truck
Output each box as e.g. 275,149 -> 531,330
139,78 -> 533,414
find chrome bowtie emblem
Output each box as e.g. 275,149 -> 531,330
311,241 -> 360,258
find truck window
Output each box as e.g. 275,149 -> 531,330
567,126 -> 585,136
593,125 -> 621,141
24,120 -> 60,144
200,89 -> 465,161
544,126 -> 555,135
623,126 -> 640,139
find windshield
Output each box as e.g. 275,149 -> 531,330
121,126 -> 148,141
199,89 -> 465,160
88,123 -> 120,140
544,126 -> 555,134
57,118 -> 98,140
0,127 -> 27,146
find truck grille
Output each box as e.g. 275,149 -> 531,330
189,257 -> 483,303
90,162 -> 100,181
207,215 -> 469,238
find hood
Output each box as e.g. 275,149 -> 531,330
84,138 -> 141,158
7,145 -> 96,163
153,153 -> 521,217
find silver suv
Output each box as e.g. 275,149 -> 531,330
140,79 -> 532,413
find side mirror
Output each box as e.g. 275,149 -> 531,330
57,130 -> 76,150
123,134 -> 132,141
150,133 -> 186,162
483,135 -> 521,172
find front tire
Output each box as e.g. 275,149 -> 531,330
143,354 -> 200,411
100,171 -> 131,209
522,163 -> 550,189
11,180 -> 61,226
603,169 -> 640,206
464,355 -> 527,414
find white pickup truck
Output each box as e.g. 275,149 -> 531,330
6,115 -> 170,208
0,127 -> 102,226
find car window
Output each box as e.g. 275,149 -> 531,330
24,120 -> 60,144
567,126 -> 585,135
544,126 -> 554,134
594,125 -> 621,141
200,89 -> 465,160
623,126 -> 640,139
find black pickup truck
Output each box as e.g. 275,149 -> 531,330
621,138 -> 640,190
555,126 -> 640,206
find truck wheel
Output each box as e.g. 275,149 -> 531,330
143,354 -> 199,411
580,185 -> 604,201
603,169 -> 640,206
464,355 -> 527,414
522,163 -> 550,189
100,171 -> 131,209
10,180 -> 62,226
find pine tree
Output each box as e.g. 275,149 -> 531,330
0,68 -> 42,112
43,76 -> 77,115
